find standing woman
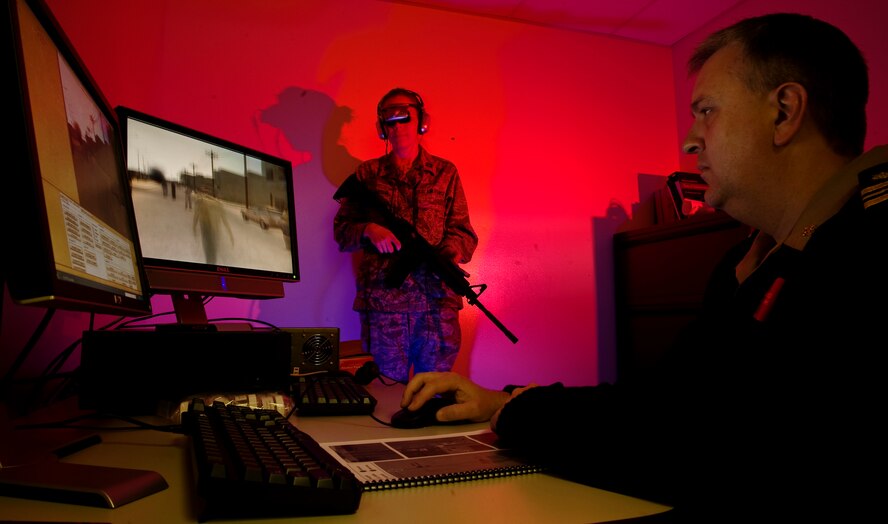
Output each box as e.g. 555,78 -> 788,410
334,88 -> 478,384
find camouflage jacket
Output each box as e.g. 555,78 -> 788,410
333,147 -> 478,312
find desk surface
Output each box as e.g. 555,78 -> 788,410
0,381 -> 671,523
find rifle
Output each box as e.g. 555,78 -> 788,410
334,173 -> 518,343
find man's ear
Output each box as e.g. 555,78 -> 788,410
771,82 -> 806,146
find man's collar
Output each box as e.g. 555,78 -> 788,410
783,145 -> 888,250
736,145 -> 888,282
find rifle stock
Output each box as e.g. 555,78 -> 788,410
334,174 -> 518,343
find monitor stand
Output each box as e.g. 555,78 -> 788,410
159,292 -> 252,332
0,277 -> 167,507
0,402 -> 168,508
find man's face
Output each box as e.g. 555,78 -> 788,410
682,44 -> 776,223
379,94 -> 421,146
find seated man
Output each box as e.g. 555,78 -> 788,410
401,13 -> 888,522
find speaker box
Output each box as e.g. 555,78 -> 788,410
79,330 -> 291,415
284,327 -> 340,374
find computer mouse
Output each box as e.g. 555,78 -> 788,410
390,396 -> 465,429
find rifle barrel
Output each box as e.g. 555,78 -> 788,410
468,294 -> 519,344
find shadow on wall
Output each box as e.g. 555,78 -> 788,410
257,86 -> 361,187
593,200 -> 630,385
250,87 -> 363,332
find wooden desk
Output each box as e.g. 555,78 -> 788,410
0,382 -> 671,523
613,212 -> 751,381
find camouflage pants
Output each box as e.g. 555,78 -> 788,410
359,308 -> 460,383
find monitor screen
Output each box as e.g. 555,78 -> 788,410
3,0 -> 151,317
116,106 -> 300,327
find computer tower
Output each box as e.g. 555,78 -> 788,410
79,330 -> 291,415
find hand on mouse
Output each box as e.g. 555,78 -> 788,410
401,372 -> 511,425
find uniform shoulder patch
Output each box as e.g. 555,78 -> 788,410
859,162 -> 888,217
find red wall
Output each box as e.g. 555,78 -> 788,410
5,0 -> 883,405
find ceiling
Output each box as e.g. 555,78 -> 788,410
382,0 -> 746,46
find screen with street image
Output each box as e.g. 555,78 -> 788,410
117,106 -> 299,325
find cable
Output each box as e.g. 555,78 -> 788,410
45,313 -> 125,379
0,307 -> 55,391
14,411 -> 184,434
114,311 -> 177,329
370,413 -> 395,427
31,314 -> 140,410
210,317 -> 280,330
377,375 -> 402,386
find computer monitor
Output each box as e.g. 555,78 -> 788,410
3,0 -> 151,318
2,0 -> 158,486
116,106 -> 300,328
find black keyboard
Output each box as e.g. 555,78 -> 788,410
293,372 -> 378,416
182,398 -> 362,520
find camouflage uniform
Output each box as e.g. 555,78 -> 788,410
334,146 -> 478,382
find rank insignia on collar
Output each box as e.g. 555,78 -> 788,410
859,162 -> 888,216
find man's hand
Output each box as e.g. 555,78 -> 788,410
401,372 -> 510,425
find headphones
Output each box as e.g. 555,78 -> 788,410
376,87 -> 430,140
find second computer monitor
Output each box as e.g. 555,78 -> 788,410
117,106 -> 300,326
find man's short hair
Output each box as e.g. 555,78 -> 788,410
689,13 -> 868,157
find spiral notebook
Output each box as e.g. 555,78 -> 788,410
320,429 -> 543,490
